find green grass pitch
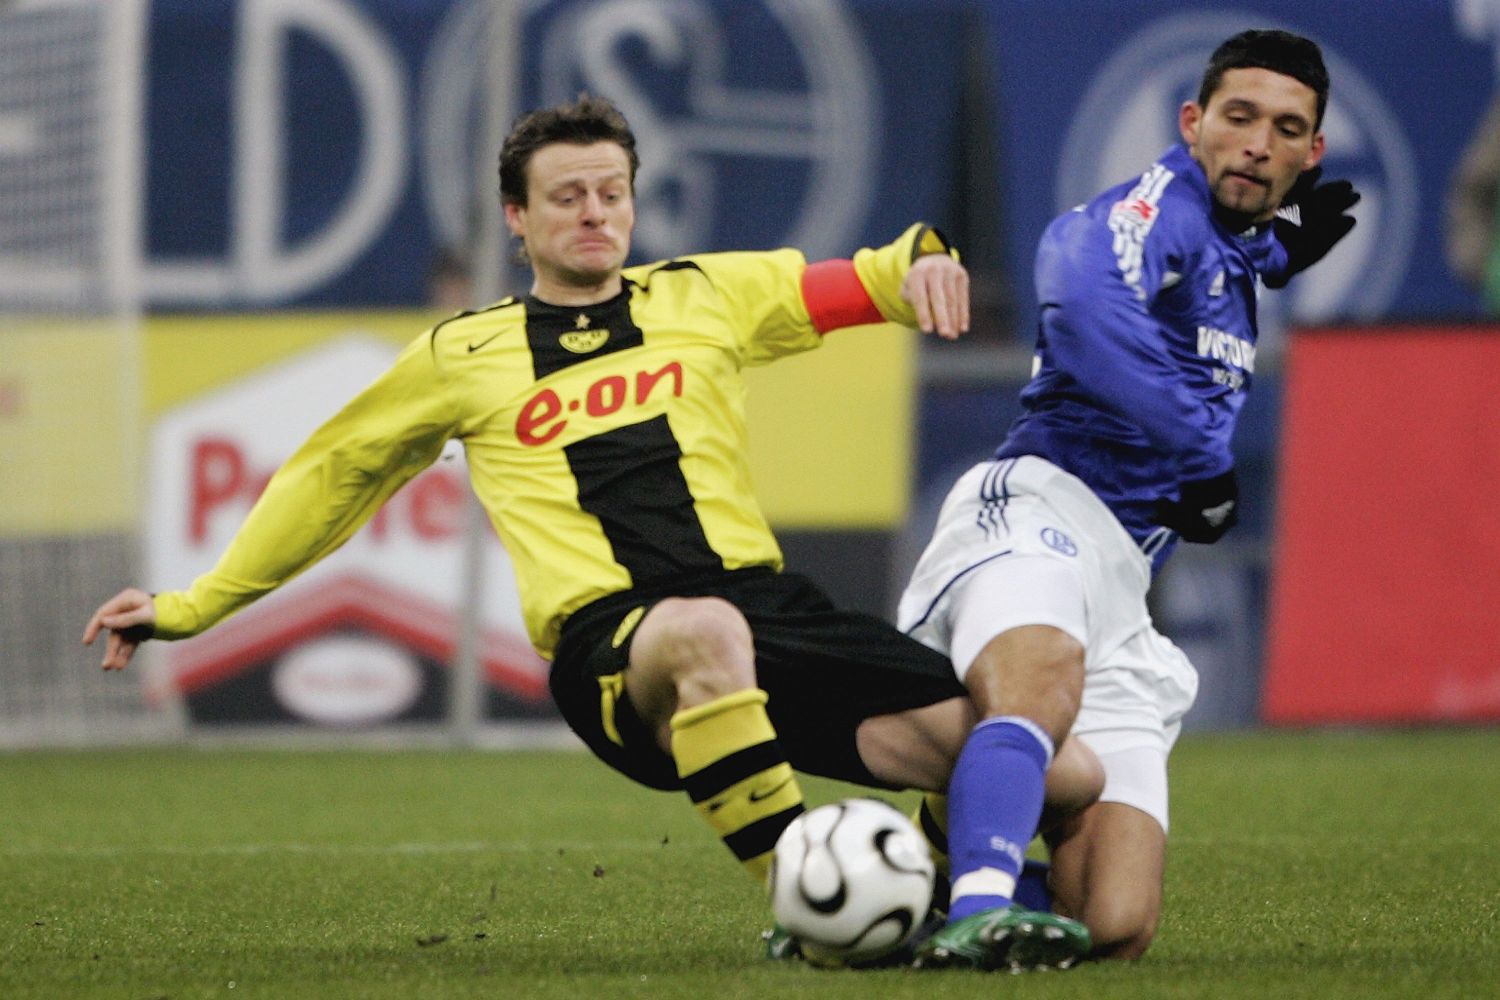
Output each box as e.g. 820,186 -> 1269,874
3,727 -> 1496,999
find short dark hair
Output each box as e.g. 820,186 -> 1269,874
1198,30 -> 1329,129
498,94 -> 639,207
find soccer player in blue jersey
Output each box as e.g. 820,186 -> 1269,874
898,30 -> 1359,966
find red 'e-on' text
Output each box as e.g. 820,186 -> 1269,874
515,362 -> 684,446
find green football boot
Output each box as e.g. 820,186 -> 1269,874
912,904 -> 1091,972
762,924 -> 803,962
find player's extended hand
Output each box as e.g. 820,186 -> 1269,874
82,587 -> 156,671
1263,166 -> 1360,289
901,253 -> 969,340
1156,469 -> 1239,543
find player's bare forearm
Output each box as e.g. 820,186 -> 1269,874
901,253 -> 969,340
82,587 -> 156,670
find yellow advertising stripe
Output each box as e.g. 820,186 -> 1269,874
4,308 -> 913,536
143,310 -> 436,414
1,318 -> 139,535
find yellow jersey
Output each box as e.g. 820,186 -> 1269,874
153,223 -> 952,657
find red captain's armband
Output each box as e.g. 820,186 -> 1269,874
800,259 -> 884,334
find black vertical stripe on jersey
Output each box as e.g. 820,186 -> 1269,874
565,415 -> 721,584
525,286 -> 643,380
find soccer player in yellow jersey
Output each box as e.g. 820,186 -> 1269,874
84,95 -> 1096,968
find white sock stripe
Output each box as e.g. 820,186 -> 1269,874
951,867 -> 1018,902
974,715 -> 1055,766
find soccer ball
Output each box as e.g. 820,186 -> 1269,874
768,798 -> 935,965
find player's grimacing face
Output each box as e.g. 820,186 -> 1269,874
1180,67 -> 1325,223
506,141 -> 635,291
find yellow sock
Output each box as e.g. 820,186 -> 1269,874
913,791 -> 951,880
670,689 -> 804,883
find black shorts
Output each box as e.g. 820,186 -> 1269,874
548,567 -> 966,792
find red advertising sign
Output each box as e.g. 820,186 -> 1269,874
1264,325 -> 1500,723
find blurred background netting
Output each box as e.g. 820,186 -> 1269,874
0,0 -> 160,744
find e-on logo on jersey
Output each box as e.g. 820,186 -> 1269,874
515,362 -> 685,447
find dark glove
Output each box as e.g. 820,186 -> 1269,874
1262,166 -> 1360,289
1157,469 -> 1239,543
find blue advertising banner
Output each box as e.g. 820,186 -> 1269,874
982,1 -> 1494,330
143,0 -> 972,308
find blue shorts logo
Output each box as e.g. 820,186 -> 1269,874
1041,527 -> 1077,557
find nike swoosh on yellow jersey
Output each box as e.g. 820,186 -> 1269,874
467,331 -> 503,353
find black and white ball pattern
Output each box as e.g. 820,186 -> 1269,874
768,798 -> 936,964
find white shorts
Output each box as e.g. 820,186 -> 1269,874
897,457 -> 1199,831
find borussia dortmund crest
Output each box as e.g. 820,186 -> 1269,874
560,327 -> 610,353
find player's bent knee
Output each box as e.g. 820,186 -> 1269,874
632,597 -> 757,704
857,696 -> 973,791
965,626 -> 1085,743
1041,738 -> 1104,826
1092,921 -> 1156,961
637,598 -> 750,663
1085,896 -> 1159,961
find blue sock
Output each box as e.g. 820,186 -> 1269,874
1014,859 -> 1054,913
945,716 -> 1053,922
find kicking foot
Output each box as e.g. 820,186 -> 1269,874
912,904 -> 1090,972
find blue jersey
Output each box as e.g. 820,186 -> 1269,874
996,144 -> 1287,570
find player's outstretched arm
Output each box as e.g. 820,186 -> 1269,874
82,587 -> 156,671
900,253 -> 969,341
